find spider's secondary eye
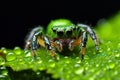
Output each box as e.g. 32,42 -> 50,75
52,28 -> 56,33
66,30 -> 72,36
73,27 -> 76,31
57,31 -> 64,36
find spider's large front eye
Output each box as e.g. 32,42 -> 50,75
66,30 -> 72,36
57,31 -> 64,36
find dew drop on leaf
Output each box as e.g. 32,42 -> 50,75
88,76 -> 95,80
98,48 -> 103,53
14,47 -> 22,55
109,62 -> 115,69
74,63 -> 80,67
6,52 -> 16,61
1,47 -> 7,54
49,62 -> 55,68
107,47 -> 111,51
39,67 -> 46,71
117,43 -> 120,48
115,53 -> 120,58
75,67 -> 84,75
25,52 -> 32,57
84,55 -> 90,60
64,56 -> 70,64
96,64 -> 99,67
114,71 -> 118,75
0,57 -> 5,65
37,60 -> 42,64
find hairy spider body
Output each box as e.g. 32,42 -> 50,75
25,19 -> 99,61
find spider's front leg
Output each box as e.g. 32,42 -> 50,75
81,31 -> 88,60
31,31 -> 43,60
76,24 -> 99,60
77,24 -> 99,51
68,32 -> 87,60
32,32 -> 58,61
24,26 -> 42,50
43,37 -> 58,61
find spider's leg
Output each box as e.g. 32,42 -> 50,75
32,32 -> 58,61
77,24 -> 99,51
24,26 -> 43,50
41,37 -> 58,61
31,31 -> 42,60
87,27 -> 99,51
68,38 -> 81,51
53,41 -> 63,52
81,31 -> 88,60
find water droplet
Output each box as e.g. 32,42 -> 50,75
64,56 -> 70,64
52,73 -> 60,79
88,76 -> 95,80
96,70 -> 101,75
0,75 -> 6,79
115,53 -> 120,58
0,57 -> 5,65
98,48 -> 103,53
1,70 -> 8,76
48,59 -> 55,68
36,72 -> 40,75
85,66 -> 88,71
6,52 -> 16,61
37,60 -> 42,64
24,57 -> 33,63
74,63 -> 80,67
108,59 -> 112,62
117,43 -> 120,48
96,64 -> 99,67
107,47 -> 111,51
1,47 -> 7,54
75,67 -> 84,74
25,52 -> 32,57
65,59 -> 70,64
48,59 -> 54,62
39,67 -> 45,71
1,47 -> 6,50
14,47 -> 22,55
107,41 -> 112,43
109,62 -> 115,69
49,63 -> 55,68
64,56 -> 68,58
90,68 -> 95,73
114,71 -> 118,75
84,55 -> 89,60
24,50 -> 30,54
77,60 -> 81,64
75,57 -> 81,63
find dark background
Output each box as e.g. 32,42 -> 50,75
0,1 -> 120,49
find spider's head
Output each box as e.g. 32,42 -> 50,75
47,19 -> 75,38
52,24 -> 75,38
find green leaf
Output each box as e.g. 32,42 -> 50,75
0,11 -> 120,80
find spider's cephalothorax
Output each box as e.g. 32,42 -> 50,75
25,19 -> 99,61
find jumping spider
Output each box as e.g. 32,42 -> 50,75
25,19 -> 99,61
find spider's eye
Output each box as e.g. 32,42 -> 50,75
52,28 -> 56,33
57,31 -> 64,36
73,27 -> 76,31
66,30 -> 72,36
